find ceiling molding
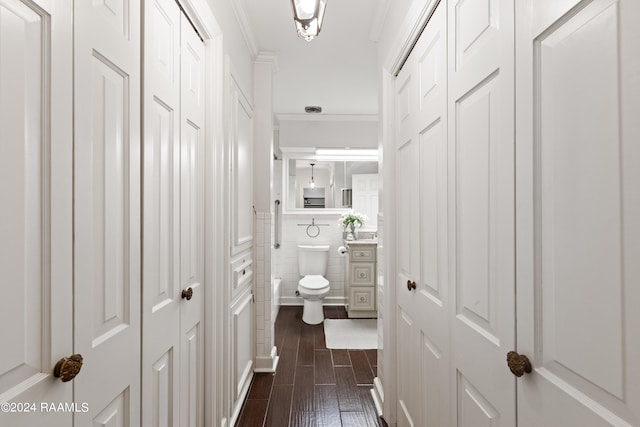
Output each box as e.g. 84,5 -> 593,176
276,114 -> 379,122
369,0 -> 391,42
255,51 -> 280,73
230,0 -> 259,58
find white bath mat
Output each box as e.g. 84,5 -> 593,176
324,319 -> 378,350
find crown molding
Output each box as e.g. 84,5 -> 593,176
255,51 -> 280,73
229,0 -> 259,58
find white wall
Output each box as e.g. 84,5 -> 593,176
273,214 -> 347,305
278,116 -> 378,149
376,0 -> 425,69
205,0 -> 254,93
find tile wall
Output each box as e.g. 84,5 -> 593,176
272,213 -> 347,305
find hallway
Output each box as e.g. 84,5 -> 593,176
235,306 -> 385,426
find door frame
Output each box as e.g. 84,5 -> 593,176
379,0 -> 443,424
165,1 -> 225,426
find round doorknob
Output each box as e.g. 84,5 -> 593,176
407,280 -> 416,291
182,287 -> 194,300
507,351 -> 532,377
53,354 -> 83,382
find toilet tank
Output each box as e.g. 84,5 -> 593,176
297,245 -> 330,276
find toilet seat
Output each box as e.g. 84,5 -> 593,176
298,275 -> 330,296
298,275 -> 329,290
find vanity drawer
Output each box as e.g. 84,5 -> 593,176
349,247 -> 375,262
349,287 -> 375,311
349,263 -> 375,287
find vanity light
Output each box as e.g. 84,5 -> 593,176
310,163 -> 316,188
290,0 -> 327,42
315,148 -> 379,161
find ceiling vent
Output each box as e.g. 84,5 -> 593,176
305,106 -> 322,113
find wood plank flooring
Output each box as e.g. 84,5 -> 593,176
235,306 -> 386,427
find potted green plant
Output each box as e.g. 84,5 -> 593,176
339,211 -> 366,240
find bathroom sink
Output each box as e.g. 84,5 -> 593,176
349,238 -> 378,243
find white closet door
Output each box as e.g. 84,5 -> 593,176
142,0 -> 181,424
73,0 -> 141,423
447,0 -> 516,423
179,14 -> 205,427
515,0 -> 640,425
395,4 -> 449,426
0,1 -> 72,425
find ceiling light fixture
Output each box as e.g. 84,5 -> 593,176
290,0 -> 327,42
309,163 -> 316,188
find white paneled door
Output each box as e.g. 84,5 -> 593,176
515,0 -> 640,425
73,0 -> 141,424
1,0 -> 141,425
0,0 -> 73,425
395,4 -> 450,426
142,0 -> 205,424
447,0 -> 516,423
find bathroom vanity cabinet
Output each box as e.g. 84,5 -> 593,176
344,241 -> 377,318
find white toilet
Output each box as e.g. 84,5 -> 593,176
297,244 -> 331,325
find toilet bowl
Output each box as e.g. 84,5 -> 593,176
298,275 -> 330,325
297,245 -> 330,325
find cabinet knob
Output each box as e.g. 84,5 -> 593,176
407,280 -> 416,291
506,351 -> 532,377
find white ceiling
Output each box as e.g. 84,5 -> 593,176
240,0 -> 384,115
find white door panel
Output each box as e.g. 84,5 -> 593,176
143,0 -> 181,424
143,2 -> 206,424
395,4 -> 449,426
73,0 -> 141,424
449,0 -> 516,423
229,75 -> 254,256
180,14 -> 205,427
0,1 -> 72,425
516,0 -> 640,424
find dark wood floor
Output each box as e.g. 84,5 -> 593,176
235,306 -> 386,427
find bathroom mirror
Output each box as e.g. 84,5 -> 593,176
282,151 -> 379,218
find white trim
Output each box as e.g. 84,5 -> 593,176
380,44 -> 400,424
276,113 -> 379,122
175,1 -> 225,425
229,0 -> 259,58
371,378 -> 385,415
279,296 -> 348,306
254,346 -> 280,373
229,372 -> 252,426
255,51 -> 280,73
384,0 -> 440,76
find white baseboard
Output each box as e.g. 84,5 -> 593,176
372,377 -> 384,416
254,346 -> 279,373
229,373 -> 252,426
279,295 -> 347,306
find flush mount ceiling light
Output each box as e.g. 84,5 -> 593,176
305,106 -> 322,113
290,0 -> 327,42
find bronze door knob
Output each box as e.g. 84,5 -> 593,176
182,287 -> 194,300
507,351 -> 532,377
53,354 -> 83,382
407,280 -> 417,291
